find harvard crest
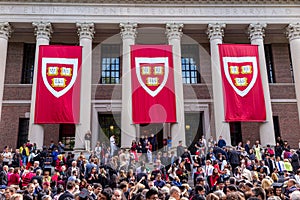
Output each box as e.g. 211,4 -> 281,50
42,57 -> 78,98
135,57 -> 169,97
222,57 -> 258,97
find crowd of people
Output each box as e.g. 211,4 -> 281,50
0,135 -> 300,200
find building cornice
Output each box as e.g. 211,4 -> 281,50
0,3 -> 299,24
0,0 -> 299,4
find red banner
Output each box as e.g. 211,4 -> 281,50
131,45 -> 176,124
34,45 -> 82,124
218,44 -> 266,122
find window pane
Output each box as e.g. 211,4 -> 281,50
191,77 -> 197,84
181,44 -> 200,84
21,44 -> 36,84
191,71 -> 196,77
264,44 -> 276,83
100,45 -> 121,84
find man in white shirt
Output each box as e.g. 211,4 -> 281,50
110,135 -> 116,156
204,160 -> 214,187
276,156 -> 285,174
2,147 -> 12,166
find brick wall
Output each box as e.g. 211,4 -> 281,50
5,42 -> 23,84
0,105 -> 30,149
272,44 -> 293,83
3,85 -> 32,100
269,84 -> 296,99
241,122 -> 261,147
43,124 -> 60,147
92,84 -> 122,100
2,37 -> 300,150
272,103 -> 300,148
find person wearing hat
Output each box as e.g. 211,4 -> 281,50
77,188 -> 92,200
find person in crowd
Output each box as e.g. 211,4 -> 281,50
12,149 -> 22,168
58,181 -> 76,200
4,186 -> 16,200
7,167 -> 20,186
1,138 -> 300,200
0,165 -> 8,187
217,136 -> 226,149
2,147 -> 12,166
57,141 -> 65,154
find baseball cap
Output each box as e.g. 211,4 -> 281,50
79,188 -> 89,198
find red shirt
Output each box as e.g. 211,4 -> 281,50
8,173 -> 20,186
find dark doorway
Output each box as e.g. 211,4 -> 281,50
17,118 -> 29,148
273,116 -> 281,139
59,124 -> 75,150
140,123 -> 164,151
230,122 -> 242,146
98,113 -> 121,147
185,113 -> 203,154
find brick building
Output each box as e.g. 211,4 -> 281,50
0,0 -> 300,151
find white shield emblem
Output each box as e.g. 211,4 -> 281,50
135,57 -> 169,97
42,57 -> 78,98
223,56 -> 258,97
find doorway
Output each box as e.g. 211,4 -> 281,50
139,123 -> 164,151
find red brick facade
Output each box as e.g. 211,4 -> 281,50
1,35 -> 300,149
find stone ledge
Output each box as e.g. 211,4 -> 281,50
0,0 -> 298,4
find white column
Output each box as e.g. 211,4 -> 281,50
0,22 -> 11,121
207,24 -> 231,145
75,22 -> 95,150
28,22 -> 52,149
248,23 -> 275,146
120,22 -> 137,148
166,23 -> 186,148
287,23 -> 300,128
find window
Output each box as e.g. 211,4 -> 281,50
181,45 -> 200,84
264,44 -> 276,83
59,124 -> 75,150
17,118 -> 29,148
288,45 -> 295,83
100,44 -> 121,84
21,43 -> 36,84
229,122 -> 242,146
273,116 -> 281,139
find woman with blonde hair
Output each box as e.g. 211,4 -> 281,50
261,178 -> 273,189
10,193 -> 23,200
206,193 -> 220,200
